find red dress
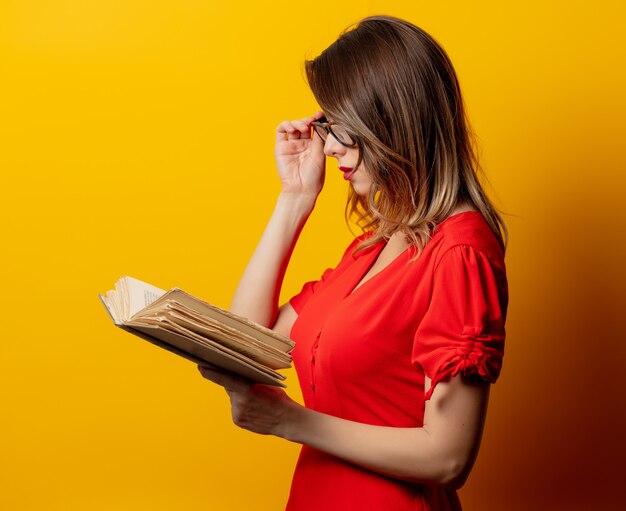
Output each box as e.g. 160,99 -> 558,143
285,211 -> 508,511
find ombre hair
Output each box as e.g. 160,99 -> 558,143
304,15 -> 509,259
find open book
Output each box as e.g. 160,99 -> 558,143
99,276 -> 294,387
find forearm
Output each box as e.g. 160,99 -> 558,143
275,376 -> 490,489
230,192 -> 316,327
279,405 -> 459,487
199,369 -> 487,489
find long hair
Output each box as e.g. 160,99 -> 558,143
304,15 -> 509,259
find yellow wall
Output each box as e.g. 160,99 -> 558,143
1,1 -> 625,509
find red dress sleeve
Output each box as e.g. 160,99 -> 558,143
288,235 -> 367,315
289,266 -> 335,314
412,245 -> 507,400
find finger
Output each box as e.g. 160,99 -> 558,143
311,125 -> 325,150
198,365 -> 244,391
292,119 -> 312,139
276,120 -> 300,142
197,365 -> 251,392
276,118 -> 317,142
300,114 -> 318,124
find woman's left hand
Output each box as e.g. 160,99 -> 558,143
197,365 -> 302,437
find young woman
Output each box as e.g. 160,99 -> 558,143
199,14 -> 509,511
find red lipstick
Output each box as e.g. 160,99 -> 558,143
339,166 -> 355,180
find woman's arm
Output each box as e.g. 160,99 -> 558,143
284,375 -> 490,489
198,367 -> 490,490
229,193 -> 314,327
229,112 -> 326,327
271,302 -> 299,340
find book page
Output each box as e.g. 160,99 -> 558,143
100,276 -> 291,387
131,304 -> 291,369
121,276 -> 166,321
140,288 -> 294,352
121,323 -> 287,387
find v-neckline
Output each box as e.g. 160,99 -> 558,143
343,211 -> 482,299
344,239 -> 413,299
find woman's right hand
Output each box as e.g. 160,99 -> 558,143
274,111 -> 326,198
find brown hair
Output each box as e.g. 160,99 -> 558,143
304,15 -> 509,259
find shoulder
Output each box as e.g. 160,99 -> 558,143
432,212 -> 505,272
425,214 -> 510,324
342,231 -> 378,259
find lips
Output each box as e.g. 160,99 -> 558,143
339,166 -> 355,180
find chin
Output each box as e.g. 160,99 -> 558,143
351,183 -> 371,197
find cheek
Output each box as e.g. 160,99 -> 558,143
347,146 -> 359,159
353,145 -> 372,174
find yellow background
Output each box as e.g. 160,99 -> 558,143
1,1 -> 625,510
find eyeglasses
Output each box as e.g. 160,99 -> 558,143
311,116 -> 358,148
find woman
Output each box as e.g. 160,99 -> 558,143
199,14 -> 509,511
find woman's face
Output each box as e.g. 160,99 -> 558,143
319,126 -> 372,197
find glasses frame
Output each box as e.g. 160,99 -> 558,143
311,116 -> 358,148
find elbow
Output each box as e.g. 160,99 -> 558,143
435,457 -> 472,490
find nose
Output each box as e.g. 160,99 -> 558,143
323,134 -> 346,158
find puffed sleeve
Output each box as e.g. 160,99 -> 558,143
288,266 -> 335,314
412,245 -> 508,400
288,235 -> 367,314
